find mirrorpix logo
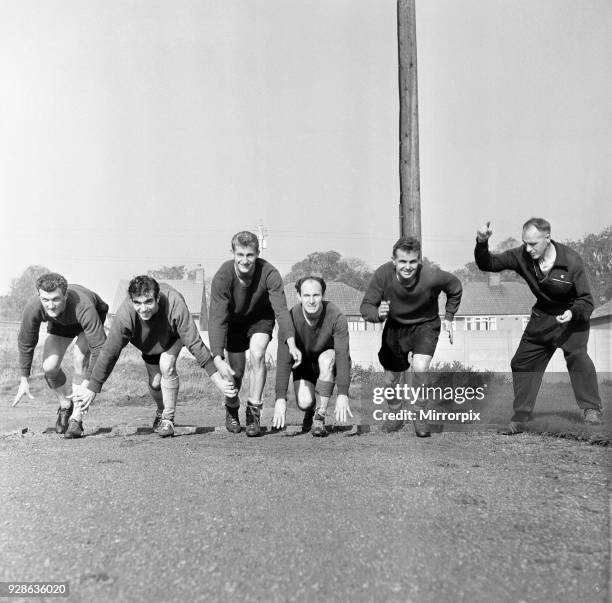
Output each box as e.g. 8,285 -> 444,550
371,383 -> 486,423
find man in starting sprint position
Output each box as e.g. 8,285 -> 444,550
272,276 -> 353,436
13,272 -> 108,438
360,237 -> 462,437
72,275 -> 236,438
209,231 -> 301,437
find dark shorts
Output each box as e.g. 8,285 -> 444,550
378,317 -> 441,372
226,318 -> 275,353
47,312 -> 108,339
142,353 -> 162,366
292,352 -> 336,385
141,336 -> 181,366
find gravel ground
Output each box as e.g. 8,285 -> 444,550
0,425 -> 609,603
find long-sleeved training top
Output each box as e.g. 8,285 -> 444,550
208,258 -> 294,358
88,284 -> 215,393
474,239 -> 594,322
18,284 -> 108,379
275,301 -> 351,398
360,263 -> 462,324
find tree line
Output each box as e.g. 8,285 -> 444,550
1,227 -> 610,320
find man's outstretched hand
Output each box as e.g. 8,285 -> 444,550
476,221 -> 493,243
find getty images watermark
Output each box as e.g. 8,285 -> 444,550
371,383 -> 487,423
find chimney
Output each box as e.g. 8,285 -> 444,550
195,266 -> 204,283
488,273 -> 501,287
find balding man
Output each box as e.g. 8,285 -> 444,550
475,218 -> 603,433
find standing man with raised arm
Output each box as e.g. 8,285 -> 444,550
13,272 -> 108,436
72,275 -> 236,438
272,276 -> 353,436
475,218 -> 603,433
209,231 -> 302,437
360,237 -> 462,437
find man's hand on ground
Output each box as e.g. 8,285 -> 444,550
12,377 -> 33,407
272,399 -> 287,429
334,394 -> 353,424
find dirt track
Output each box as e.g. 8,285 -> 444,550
1,427 -> 609,603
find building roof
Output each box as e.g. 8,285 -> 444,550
110,279 -> 206,315
284,282 -> 364,315
591,300 -> 612,320
285,279 -> 535,318
443,281 -> 535,317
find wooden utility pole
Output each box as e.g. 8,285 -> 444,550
397,0 -> 421,241
256,219 -> 267,256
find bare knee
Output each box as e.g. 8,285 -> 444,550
42,356 -> 61,377
318,351 -> 335,381
411,355 -> 432,374
232,365 -> 245,382
159,358 -> 177,378
148,373 -> 162,390
72,345 -> 90,374
297,390 -> 315,411
383,371 -> 402,387
249,348 -> 266,370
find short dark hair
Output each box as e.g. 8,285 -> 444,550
231,231 -> 259,252
128,275 -> 160,299
392,237 -> 421,257
36,273 -> 68,295
522,217 -> 551,234
295,276 -> 327,296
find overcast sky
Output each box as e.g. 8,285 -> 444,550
1,0 -> 610,302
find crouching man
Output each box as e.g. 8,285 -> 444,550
13,272 -> 108,437
273,276 -> 353,436
209,231 -> 301,437
72,275 -> 236,438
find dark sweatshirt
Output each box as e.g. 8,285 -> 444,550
88,284 -> 215,393
360,263 -> 462,324
275,301 -> 351,397
474,240 -> 593,322
209,258 -> 294,358
18,284 -> 108,379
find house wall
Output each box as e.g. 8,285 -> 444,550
454,314 -> 527,333
198,317 -> 610,378
344,328 -> 611,378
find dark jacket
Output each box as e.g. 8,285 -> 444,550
474,240 -> 593,322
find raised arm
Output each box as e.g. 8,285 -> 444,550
474,221 -> 519,273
